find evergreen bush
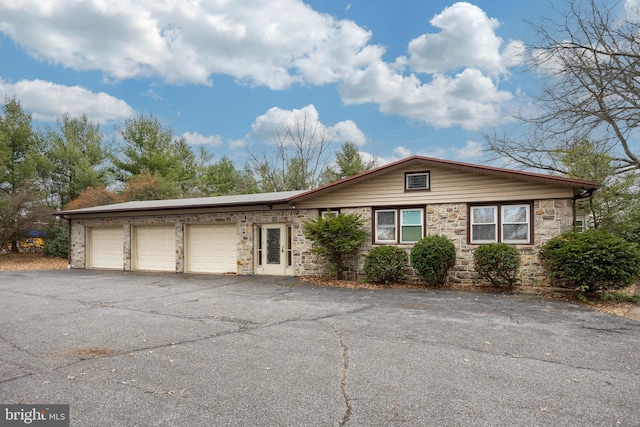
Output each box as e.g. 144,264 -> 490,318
473,243 -> 521,289
302,212 -> 367,279
410,235 -> 456,285
364,246 -> 409,284
539,228 -> 640,292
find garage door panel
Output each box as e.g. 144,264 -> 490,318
89,228 -> 123,270
135,226 -> 175,272
187,224 -> 237,273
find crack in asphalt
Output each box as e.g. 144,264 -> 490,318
0,334 -> 41,360
328,323 -> 352,427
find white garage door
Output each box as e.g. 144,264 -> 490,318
88,227 -> 123,270
186,224 -> 237,273
134,226 -> 175,272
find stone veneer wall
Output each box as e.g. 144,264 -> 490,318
421,199 -> 574,286
69,198 -> 574,286
70,209 -> 319,274
320,200 -> 573,285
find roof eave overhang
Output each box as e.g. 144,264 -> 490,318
55,197 -> 298,218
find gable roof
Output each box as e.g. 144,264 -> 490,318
56,156 -> 597,216
290,156 -> 597,202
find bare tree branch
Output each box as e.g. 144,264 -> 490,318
248,110 -> 336,191
485,0 -> 640,173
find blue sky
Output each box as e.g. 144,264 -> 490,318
0,1 -> 634,168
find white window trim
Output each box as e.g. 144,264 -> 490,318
501,204 -> 530,244
470,205 -> 498,244
405,172 -> 430,190
399,208 -> 424,244
321,209 -> 339,219
470,203 -> 532,244
375,209 -> 398,244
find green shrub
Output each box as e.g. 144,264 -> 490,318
364,246 -> 409,284
411,235 -> 456,285
44,222 -> 69,259
539,228 -> 640,292
473,243 -> 521,289
302,212 -> 368,279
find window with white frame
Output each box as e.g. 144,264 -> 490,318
320,209 -> 340,219
469,203 -> 531,244
400,209 -> 423,243
470,206 -> 498,243
375,208 -> 424,244
375,209 -> 397,243
501,204 -> 530,243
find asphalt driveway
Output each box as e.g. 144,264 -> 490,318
0,270 -> 639,426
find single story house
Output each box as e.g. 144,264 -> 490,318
57,156 -> 597,285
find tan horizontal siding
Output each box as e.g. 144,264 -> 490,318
297,167 -> 575,208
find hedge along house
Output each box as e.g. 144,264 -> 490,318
57,156 -> 597,285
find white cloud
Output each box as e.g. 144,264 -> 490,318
362,146 -> 411,166
330,120 -> 367,146
0,1 -> 522,130
0,78 -> 134,123
416,147 -> 447,159
0,0 -> 377,90
338,2 -> 519,130
141,88 -> 163,101
394,146 -> 412,158
626,0 -> 640,18
340,61 -> 511,130
451,140 -> 484,159
182,132 -> 222,147
250,104 -> 367,146
229,139 -> 246,150
406,2 -> 519,75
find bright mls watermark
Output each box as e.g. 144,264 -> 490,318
0,405 -> 68,427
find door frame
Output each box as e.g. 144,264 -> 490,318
255,224 -> 292,275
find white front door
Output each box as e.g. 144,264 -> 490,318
257,224 -> 288,275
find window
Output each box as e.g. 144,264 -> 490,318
470,206 -> 497,243
320,209 -> 340,219
405,172 -> 430,190
375,210 -> 397,243
469,203 -> 532,244
374,208 -> 424,244
400,209 -> 423,243
501,205 -> 529,243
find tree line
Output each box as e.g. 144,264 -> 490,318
0,97 -> 375,252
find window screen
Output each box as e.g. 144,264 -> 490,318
406,172 -> 430,190
375,210 -> 397,242
470,206 -> 497,243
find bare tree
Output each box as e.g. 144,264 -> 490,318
484,0 -> 640,175
248,109 -> 336,192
